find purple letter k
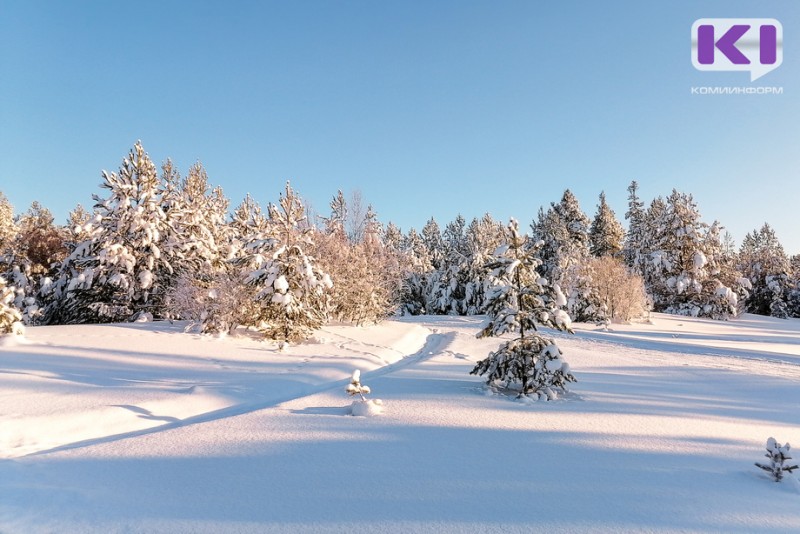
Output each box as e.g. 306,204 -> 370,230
697,24 -> 751,65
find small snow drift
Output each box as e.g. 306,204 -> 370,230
350,398 -> 384,417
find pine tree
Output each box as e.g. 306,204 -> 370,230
14,202 -> 66,275
470,219 -> 576,400
162,162 -> 232,282
0,275 -> 22,335
0,192 -> 17,258
788,255 -> 800,318
66,204 -> 93,246
589,192 -> 625,257
241,182 -> 332,343
45,142 -> 173,324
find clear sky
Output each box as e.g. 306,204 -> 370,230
1,1 -> 798,253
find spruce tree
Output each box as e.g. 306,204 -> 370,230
646,190 -> 739,319
589,192 -> 625,257
623,180 -> 646,272
470,219 -> 576,400
532,190 -> 594,321
738,223 -> 791,318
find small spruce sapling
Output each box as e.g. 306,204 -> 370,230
346,369 -> 371,400
470,219 -> 577,400
755,437 -> 799,482
346,369 -> 383,416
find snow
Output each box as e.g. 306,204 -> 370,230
1,313 -> 800,532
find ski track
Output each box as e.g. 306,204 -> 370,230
18,329 -> 447,458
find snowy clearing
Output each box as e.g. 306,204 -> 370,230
2,313 -> 800,533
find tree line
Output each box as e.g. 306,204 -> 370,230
2,142 -> 799,338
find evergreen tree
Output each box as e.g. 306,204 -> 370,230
0,192 -> 17,257
0,275 -> 22,335
421,217 -> 445,271
241,182 -> 332,343
532,190 -> 593,321
623,180 -> 646,271
589,191 -> 625,257
162,161 -> 231,276
646,190 -> 739,319
461,214 -> 504,315
738,223 -> 791,318
66,204 -> 93,246
398,227 -> 432,315
427,215 -> 468,315
45,142 -> 173,324
470,219 -> 576,400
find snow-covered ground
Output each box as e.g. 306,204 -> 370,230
2,313 -> 800,533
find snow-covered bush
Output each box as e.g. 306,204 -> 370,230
315,194 -> 400,326
580,256 -> 650,323
755,437 -> 798,482
470,219 -> 576,400
346,369 -> 383,416
166,270 -> 254,335
0,276 -> 23,335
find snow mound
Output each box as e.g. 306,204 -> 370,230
350,398 -> 383,417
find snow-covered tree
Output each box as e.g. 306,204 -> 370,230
397,227 -> 433,315
645,190 -> 739,319
461,214 -> 504,315
346,369 -> 371,401
0,275 -> 22,335
427,215 -> 469,315
470,219 -> 576,400
589,191 -> 625,257
316,195 -> 398,325
45,142 -> 173,324
346,368 -> 383,416
0,192 -> 16,256
580,256 -> 649,323
421,217 -> 445,271
623,180 -> 646,272
240,182 -> 332,343
532,190 -> 593,321
756,437 -> 799,482
162,161 -> 231,276
66,204 -> 93,246
14,201 -> 66,275
739,223 -> 791,318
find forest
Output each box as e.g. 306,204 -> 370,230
2,142 -> 800,340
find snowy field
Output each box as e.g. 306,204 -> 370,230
2,313 -> 800,533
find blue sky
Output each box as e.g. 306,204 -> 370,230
1,1 -> 798,253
